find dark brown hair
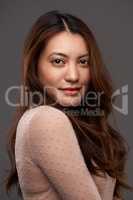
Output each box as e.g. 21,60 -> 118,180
4,10 -> 132,199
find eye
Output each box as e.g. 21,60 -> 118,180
79,59 -> 89,67
51,58 -> 65,66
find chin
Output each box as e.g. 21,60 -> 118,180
57,97 -> 82,107
46,91 -> 82,107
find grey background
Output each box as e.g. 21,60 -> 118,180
0,0 -> 132,199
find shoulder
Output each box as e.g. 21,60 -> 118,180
17,105 -> 72,135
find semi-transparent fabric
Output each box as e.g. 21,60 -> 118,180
15,105 -> 118,200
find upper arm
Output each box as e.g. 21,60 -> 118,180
26,105 -> 102,200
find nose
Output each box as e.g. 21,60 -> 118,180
65,63 -> 79,83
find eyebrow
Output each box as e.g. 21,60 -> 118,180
48,52 -> 89,59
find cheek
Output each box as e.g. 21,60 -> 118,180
38,64 -> 65,86
80,69 -> 91,85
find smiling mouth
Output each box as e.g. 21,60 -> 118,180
58,88 -> 81,96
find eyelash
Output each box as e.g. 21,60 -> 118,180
51,58 -> 89,67
51,58 -> 65,65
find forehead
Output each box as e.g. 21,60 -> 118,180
43,31 -> 89,56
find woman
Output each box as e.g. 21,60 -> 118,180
5,10 -> 132,200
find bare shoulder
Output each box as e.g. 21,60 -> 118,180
32,105 -> 72,129
17,105 -> 72,134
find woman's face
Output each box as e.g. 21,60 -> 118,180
37,31 -> 91,107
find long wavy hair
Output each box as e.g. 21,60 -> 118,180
4,10 -> 132,199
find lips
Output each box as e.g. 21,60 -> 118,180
59,87 -> 81,96
59,87 -> 81,91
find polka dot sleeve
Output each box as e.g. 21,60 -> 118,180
26,106 -> 102,200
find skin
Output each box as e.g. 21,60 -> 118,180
37,31 -> 91,107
